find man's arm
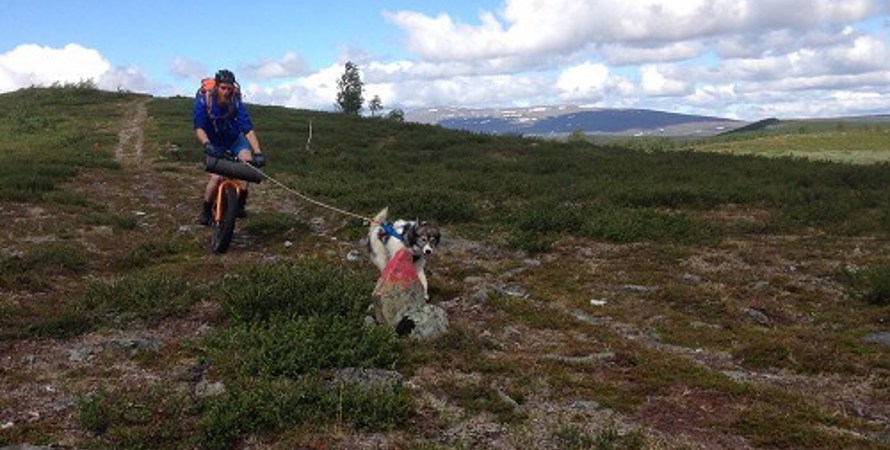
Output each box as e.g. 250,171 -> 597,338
245,129 -> 261,154
196,128 -> 210,146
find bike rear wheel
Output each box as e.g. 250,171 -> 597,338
211,184 -> 239,253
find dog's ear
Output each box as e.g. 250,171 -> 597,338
403,223 -> 418,244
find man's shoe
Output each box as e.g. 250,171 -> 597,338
236,190 -> 249,218
199,201 -> 212,226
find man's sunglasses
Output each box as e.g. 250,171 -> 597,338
218,85 -> 234,92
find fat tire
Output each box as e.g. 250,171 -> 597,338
211,184 -> 239,253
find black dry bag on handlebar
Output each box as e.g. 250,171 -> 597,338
205,156 -> 264,183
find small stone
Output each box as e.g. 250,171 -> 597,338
463,276 -> 488,285
863,332 -> 890,348
283,241 -> 293,248
469,288 -> 491,304
569,400 -> 600,411
744,307 -> 771,326
332,368 -> 403,390
683,273 -> 703,283
346,250 -> 363,261
498,283 -> 528,298
195,380 -> 225,398
623,284 -> 654,293
590,299 -> 607,306
522,259 -> 542,268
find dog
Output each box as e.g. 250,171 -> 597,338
368,207 -> 441,300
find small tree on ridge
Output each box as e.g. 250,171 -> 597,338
336,61 -> 364,115
369,95 -> 382,117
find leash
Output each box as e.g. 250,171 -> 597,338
243,163 -> 406,241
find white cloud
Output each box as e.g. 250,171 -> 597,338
386,0 -> 880,64
241,52 -> 309,80
170,57 -> 206,80
640,65 -> 693,96
0,43 -> 155,94
0,43 -> 110,91
556,62 -> 610,100
245,63 -> 344,110
98,66 -> 154,92
600,41 -> 705,65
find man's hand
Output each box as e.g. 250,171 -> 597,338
252,153 -> 266,168
203,142 -> 218,156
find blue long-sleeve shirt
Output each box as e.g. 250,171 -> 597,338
193,93 -> 254,148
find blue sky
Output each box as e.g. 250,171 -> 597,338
2,0 -> 889,120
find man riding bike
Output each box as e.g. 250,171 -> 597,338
195,69 -> 266,225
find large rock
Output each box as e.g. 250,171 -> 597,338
371,249 -> 449,339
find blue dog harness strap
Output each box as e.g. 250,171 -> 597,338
381,221 -> 405,242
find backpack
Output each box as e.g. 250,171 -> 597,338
196,77 -> 242,120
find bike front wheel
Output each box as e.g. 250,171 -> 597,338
211,184 -> 239,253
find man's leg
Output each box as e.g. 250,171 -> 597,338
200,174 -> 222,225
235,145 -> 254,218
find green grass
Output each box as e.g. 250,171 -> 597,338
76,384 -> 196,450
143,96 -> 890,248
86,212 -> 140,231
842,264 -> 890,306
197,260 -> 410,449
692,121 -> 890,164
19,271 -> 199,340
0,85 -> 132,203
0,241 -> 89,290
199,376 -> 411,450
551,422 -> 648,450
5,88 -> 890,450
242,211 -> 310,238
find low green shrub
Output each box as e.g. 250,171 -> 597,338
206,315 -> 402,378
199,376 -> 412,450
242,211 -> 309,238
220,261 -> 372,323
83,272 -> 196,326
76,384 -> 194,450
583,208 -> 717,244
86,212 -> 139,230
841,264 -> 890,306
118,239 -> 186,269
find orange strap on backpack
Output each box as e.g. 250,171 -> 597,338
198,77 -> 240,119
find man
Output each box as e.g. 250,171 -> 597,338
194,69 -> 266,225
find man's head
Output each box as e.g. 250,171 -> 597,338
214,69 -> 237,104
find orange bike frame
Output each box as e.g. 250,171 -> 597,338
213,179 -> 244,222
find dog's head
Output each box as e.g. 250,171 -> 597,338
404,220 -> 441,256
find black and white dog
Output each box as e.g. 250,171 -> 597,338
368,208 -> 441,299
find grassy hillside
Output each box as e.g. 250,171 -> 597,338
1,86 -> 889,450
691,119 -> 890,164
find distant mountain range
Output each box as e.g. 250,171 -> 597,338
405,105 -> 747,137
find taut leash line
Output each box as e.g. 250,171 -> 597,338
244,164 -> 377,224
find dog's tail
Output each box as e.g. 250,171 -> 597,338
368,207 -> 389,271
372,207 -> 388,225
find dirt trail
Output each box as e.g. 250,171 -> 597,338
114,98 -> 148,163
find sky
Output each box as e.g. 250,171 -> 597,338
1,0 -> 890,120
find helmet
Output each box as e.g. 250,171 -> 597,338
214,69 -> 236,84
